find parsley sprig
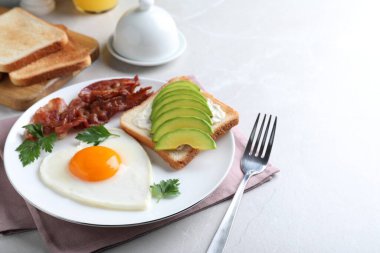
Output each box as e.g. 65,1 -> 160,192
75,125 -> 119,146
16,124 -> 57,167
150,179 -> 181,202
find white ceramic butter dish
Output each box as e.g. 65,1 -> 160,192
108,0 -> 186,66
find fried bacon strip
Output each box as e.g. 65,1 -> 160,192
29,76 -> 152,138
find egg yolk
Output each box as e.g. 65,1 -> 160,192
69,146 -> 121,182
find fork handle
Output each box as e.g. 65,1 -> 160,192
207,172 -> 252,253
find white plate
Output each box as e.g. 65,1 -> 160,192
4,77 -> 235,227
107,33 -> 187,67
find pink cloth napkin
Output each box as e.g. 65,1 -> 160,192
0,116 -> 279,253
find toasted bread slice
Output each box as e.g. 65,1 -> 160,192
0,8 -> 68,72
120,76 -> 239,169
9,29 -> 97,86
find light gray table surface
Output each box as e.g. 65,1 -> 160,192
1,0 -> 380,252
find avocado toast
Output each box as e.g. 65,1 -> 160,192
120,76 -> 239,169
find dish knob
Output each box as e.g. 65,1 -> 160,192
139,0 -> 154,11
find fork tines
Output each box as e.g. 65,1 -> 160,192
244,113 -> 277,161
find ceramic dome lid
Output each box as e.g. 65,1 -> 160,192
112,0 -> 184,62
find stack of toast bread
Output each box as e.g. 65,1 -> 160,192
0,7 -> 99,109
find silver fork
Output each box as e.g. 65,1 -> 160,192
207,113 -> 277,253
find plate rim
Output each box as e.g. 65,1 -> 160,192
3,76 -> 235,227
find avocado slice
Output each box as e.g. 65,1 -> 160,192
154,87 -> 199,103
151,99 -> 212,121
153,117 -> 212,142
161,80 -> 200,92
155,129 -> 216,150
153,93 -> 207,115
153,89 -> 206,107
151,107 -> 212,133
154,82 -> 200,102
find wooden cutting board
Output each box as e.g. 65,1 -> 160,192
0,7 -> 100,111
0,74 -> 76,111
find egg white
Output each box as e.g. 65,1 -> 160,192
39,128 -> 152,211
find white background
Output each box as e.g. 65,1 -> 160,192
1,0 -> 380,252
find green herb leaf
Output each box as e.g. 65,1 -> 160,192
39,133 -> 57,153
16,140 -> 41,167
16,124 -> 57,167
150,179 -> 180,202
75,125 -> 119,146
23,124 -> 44,139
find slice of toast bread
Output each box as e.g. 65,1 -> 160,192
0,8 -> 68,72
120,76 -> 239,169
9,29 -> 97,86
